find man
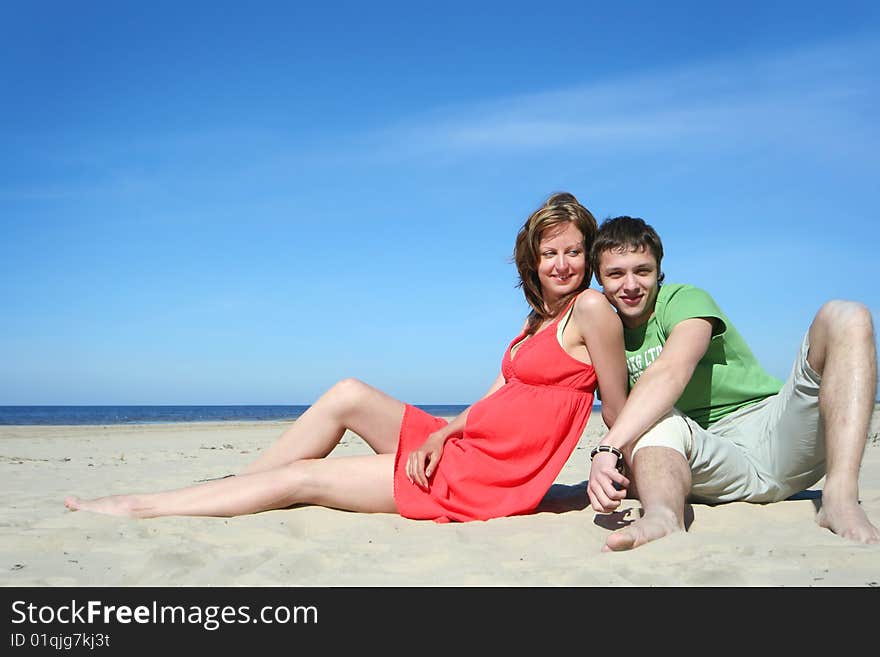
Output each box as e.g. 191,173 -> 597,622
586,215 -> 879,551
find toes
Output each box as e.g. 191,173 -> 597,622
605,529 -> 638,552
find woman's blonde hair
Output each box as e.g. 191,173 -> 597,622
513,192 -> 598,334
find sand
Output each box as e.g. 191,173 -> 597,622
1,409 -> 878,587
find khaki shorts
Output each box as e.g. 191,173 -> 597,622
630,332 -> 824,503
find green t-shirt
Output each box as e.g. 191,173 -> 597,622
623,283 -> 783,428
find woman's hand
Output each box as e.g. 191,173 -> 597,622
587,450 -> 630,513
406,430 -> 448,490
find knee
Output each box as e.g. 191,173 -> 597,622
815,300 -> 874,341
628,412 -> 692,466
284,459 -> 339,502
327,377 -> 368,402
279,460 -> 316,495
271,459 -> 320,494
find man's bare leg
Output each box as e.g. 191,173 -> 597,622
808,301 -> 879,543
604,446 -> 690,551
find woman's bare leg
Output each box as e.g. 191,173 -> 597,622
241,378 -> 406,475
65,454 -> 397,518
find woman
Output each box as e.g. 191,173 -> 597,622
65,193 -> 629,522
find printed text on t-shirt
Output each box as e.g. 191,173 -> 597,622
627,345 -> 663,384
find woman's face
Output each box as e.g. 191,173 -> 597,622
536,221 -> 586,307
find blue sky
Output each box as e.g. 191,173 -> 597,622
2,1 -> 879,405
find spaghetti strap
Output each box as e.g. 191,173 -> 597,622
556,297 -> 577,342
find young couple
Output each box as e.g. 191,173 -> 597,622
66,193 -> 880,550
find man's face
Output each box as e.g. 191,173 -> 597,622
597,246 -> 660,328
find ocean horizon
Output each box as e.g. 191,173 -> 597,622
0,404 -> 472,426
0,403 -> 604,426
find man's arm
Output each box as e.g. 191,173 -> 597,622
586,316 -> 715,513
602,317 -> 715,451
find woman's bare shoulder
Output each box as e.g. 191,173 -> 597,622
573,289 -> 614,313
572,289 -> 619,331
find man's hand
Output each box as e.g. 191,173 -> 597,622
587,450 -> 630,512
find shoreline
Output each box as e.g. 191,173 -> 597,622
1,401 -> 876,430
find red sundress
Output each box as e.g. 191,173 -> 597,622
393,306 -> 597,522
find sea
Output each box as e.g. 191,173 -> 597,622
0,405 -> 473,426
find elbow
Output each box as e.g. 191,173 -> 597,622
642,360 -> 697,398
601,411 -> 616,429
669,366 -> 698,393
600,406 -> 619,428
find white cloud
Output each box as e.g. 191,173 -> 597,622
366,35 -> 880,159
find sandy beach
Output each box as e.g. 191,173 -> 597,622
1,409 -> 878,587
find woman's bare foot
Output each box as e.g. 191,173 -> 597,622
64,495 -> 146,518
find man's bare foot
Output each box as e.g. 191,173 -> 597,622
816,496 -> 880,544
64,495 -> 144,518
602,510 -> 684,552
